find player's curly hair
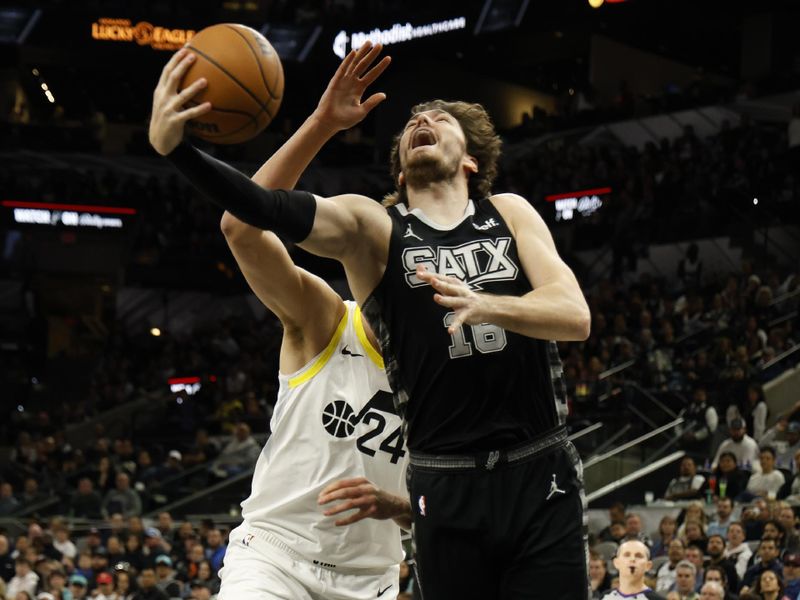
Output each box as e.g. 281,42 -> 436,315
383,100 -> 502,206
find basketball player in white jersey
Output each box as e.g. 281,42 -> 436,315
151,44 -> 411,599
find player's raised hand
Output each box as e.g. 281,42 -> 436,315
318,477 -> 410,529
149,48 -> 212,155
313,41 -> 391,133
416,265 -> 490,332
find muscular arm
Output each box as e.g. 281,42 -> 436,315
418,193 -> 590,341
152,43 -> 391,303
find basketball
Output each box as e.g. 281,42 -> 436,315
180,23 -> 283,144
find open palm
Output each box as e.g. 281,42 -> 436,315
315,41 -> 391,132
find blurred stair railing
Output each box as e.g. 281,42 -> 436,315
583,418 -> 684,469
586,450 -> 686,503
144,467 -> 255,517
770,286 -> 800,308
761,343 -> 800,373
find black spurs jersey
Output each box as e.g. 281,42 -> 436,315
362,198 -> 568,453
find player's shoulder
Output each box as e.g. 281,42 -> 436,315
487,192 -> 543,236
319,192 -> 381,209
488,192 -> 532,211
488,192 -> 541,217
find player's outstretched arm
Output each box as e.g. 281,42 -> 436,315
220,42 -> 391,336
249,40 -> 390,191
318,477 -> 412,531
416,193 -> 591,341
149,43 -> 391,267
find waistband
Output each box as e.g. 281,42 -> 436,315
409,426 -> 567,471
237,522 -> 393,576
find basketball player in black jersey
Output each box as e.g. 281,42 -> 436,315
150,40 -> 591,599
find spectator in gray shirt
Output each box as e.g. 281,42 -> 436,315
210,422 -> 260,478
102,473 -> 142,518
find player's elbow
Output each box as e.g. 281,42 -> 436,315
220,210 -> 255,244
575,309 -> 591,341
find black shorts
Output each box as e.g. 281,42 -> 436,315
407,431 -> 589,600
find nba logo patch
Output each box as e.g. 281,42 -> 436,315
418,495 -> 426,517
242,533 -> 254,547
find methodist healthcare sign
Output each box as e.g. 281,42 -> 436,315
333,16 -> 466,58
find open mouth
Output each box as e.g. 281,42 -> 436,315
411,128 -> 436,149
629,566 -> 636,574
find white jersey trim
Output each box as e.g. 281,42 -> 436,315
396,199 -> 476,230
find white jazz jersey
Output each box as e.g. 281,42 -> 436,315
240,301 -> 407,570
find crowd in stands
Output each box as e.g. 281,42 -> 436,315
590,494 -> 800,599
0,510 -> 416,600
588,405 -> 800,600
2,48 -> 799,600
0,510 -> 235,600
564,251 -> 797,428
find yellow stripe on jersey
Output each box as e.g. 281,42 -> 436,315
288,308 -> 349,388
354,305 -> 384,370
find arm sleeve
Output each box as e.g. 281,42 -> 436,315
166,141 -> 317,243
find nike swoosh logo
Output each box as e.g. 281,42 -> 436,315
377,584 -> 393,597
341,345 -> 364,357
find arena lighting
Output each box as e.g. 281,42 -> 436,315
753,198 -> 759,205
150,327 -> 162,337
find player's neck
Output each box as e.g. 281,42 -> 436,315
617,579 -> 646,595
406,178 -> 469,226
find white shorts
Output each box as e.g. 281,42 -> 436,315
218,524 -> 400,600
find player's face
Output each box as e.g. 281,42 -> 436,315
398,109 -> 474,190
613,542 -> 651,582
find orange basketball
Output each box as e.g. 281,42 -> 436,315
180,23 -> 283,145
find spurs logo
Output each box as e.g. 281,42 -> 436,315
402,238 -> 518,290
485,450 -> 500,470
